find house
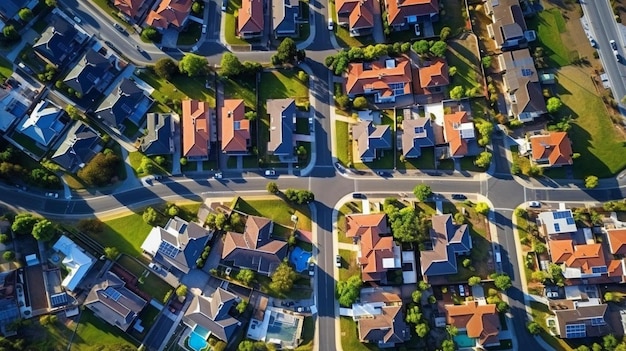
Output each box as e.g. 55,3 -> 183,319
401,117 -> 434,158
273,0 -> 299,38
537,210 -> 578,237
141,216 -> 211,276
95,78 -> 153,130
351,288 -> 410,347
420,214 -> 472,280
141,113 -> 175,155
84,271 -> 147,331
33,15 -> 85,68
0,270 -> 19,337
345,214 -> 401,282
145,0 -> 192,30
63,49 -> 113,97
16,100 -> 66,148
335,0 -> 375,37
384,0 -> 438,32
0,84 -> 32,132
238,0 -> 264,38
346,58 -> 413,103
267,98 -> 296,159
443,111 -> 476,158
184,288 -> 241,342
182,100 -> 211,161
222,215 -> 288,276
528,132 -> 573,167
548,239 -> 624,281
607,228 -> 626,256
221,99 -> 250,155
444,301 -> 501,348
417,59 -> 449,95
115,0 -> 147,20
52,235 -> 96,292
352,120 -> 392,162
51,122 -> 102,172
485,0 -> 528,50
554,304 -> 611,339
0,0 -> 37,21
498,49 -> 546,122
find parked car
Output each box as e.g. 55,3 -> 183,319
264,169 -> 276,176
611,39 -> 619,59
451,194 -> 467,200
528,201 -> 541,208
113,23 -> 126,34
45,192 -> 58,198
336,255 -> 342,267
414,23 -> 421,36
297,306 -> 311,313
222,0 -> 227,11
17,62 -> 33,74
328,19 -> 334,31
458,284 -> 465,297
352,193 -> 365,199
308,262 -> 315,276
590,38 -> 597,48
73,16 -> 82,24
214,172 -> 223,179
202,24 -> 207,34
377,171 -> 391,177
281,301 -> 294,307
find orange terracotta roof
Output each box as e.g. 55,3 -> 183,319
145,0 -> 192,29
182,100 -> 210,158
346,213 -> 388,238
345,57 -> 412,97
385,0 -> 439,26
548,239 -> 574,263
607,228 -> 626,255
346,214 -> 395,282
443,111 -> 472,157
221,99 -> 250,153
238,0 -> 264,34
565,243 -> 606,273
529,132 -> 573,167
336,0 -> 374,30
418,59 -> 449,90
550,239 -> 624,278
445,301 -> 500,346
115,0 -> 144,18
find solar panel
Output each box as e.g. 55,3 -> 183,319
415,126 -> 424,134
521,68 -> 533,77
592,266 -> 608,274
565,324 -> 586,338
50,292 -> 69,307
566,218 -> 575,225
104,286 -> 121,301
554,223 -> 561,232
553,211 -> 572,219
158,241 -> 180,258
591,318 -> 606,326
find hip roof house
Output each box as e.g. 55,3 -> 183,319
52,235 -> 96,292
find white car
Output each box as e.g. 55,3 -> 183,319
73,16 -> 82,24
264,169 -> 276,176
336,255 -> 341,267
328,19 -> 334,31
528,201 -> 541,208
45,192 -> 58,198
414,23 -> 421,36
611,40 -> 619,59
202,24 -> 207,34
214,172 -> 223,179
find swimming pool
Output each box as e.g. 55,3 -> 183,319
188,325 -> 210,351
453,331 -> 476,349
289,246 -> 312,273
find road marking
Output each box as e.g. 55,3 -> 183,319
494,208 -> 515,212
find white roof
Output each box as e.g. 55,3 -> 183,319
538,210 -> 578,235
141,227 -> 163,255
53,235 -> 95,291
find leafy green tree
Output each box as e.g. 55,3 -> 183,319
104,247 -> 119,260
474,151 -> 492,168
418,280 -> 430,291
335,94 -> 350,110
585,175 -> 599,189
215,213 -> 227,230
180,157 -> 188,166
219,53 -> 243,78
0,234 -> 9,244
439,27 -> 451,41
429,41 -> 447,57
336,275 -> 362,307
493,273 -> 512,291
2,251 -> 14,261
413,184 -> 432,201
65,105 -> 80,120
236,300 -> 247,314
411,290 -> 422,304
236,269 -> 255,285
244,111 -> 257,120
154,58 -> 178,80
18,8 -> 33,21
3,25 -> 19,41
175,284 -> 188,297
441,339 -> 455,351
526,321 -> 541,334
455,213 -> 466,225
78,152 -> 120,186
446,325 -> 458,337
141,26 -> 161,42
265,181 -> 279,194
449,86 -> 464,100
482,56 -> 493,68
32,219 -> 56,241
274,38 -> 297,64
604,334 -> 618,351
475,202 -> 490,215
405,305 -> 422,324
140,156 -> 154,174
449,66 -> 457,76
546,97 -> 563,113
179,53 -> 208,77
270,262 -> 297,294
413,40 -> 430,55
45,0 -> 57,6
352,97 -> 368,110
575,346 -> 590,351
531,271 -> 547,283
167,205 -> 180,217
415,322 -> 429,337
192,1 -> 203,13
143,207 -> 159,225
496,301 -> 509,312
11,213 -> 37,236
468,276 -> 481,286
477,122 -> 494,146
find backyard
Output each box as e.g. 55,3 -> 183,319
529,301 -> 576,351
117,254 -> 173,303
338,249 -> 359,281
225,0 -> 252,45
223,77 -> 256,109
335,120 -> 350,166
354,112 -> 396,170
446,38 -> 484,97
340,317 -> 377,351
328,0 -> 375,48
231,197 -> 312,238
137,70 -> 216,110
525,7 -> 575,67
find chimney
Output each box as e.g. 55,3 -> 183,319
228,111 -> 232,118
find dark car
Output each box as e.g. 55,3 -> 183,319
352,193 -> 365,199
377,171 -> 391,177
451,194 -> 467,200
308,263 -> 315,276
113,23 -> 127,35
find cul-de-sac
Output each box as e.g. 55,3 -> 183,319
0,0 -> 625,350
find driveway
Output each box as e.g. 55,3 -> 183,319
161,29 -> 179,48
143,311 -> 175,351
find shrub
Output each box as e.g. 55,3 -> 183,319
3,251 -> 15,261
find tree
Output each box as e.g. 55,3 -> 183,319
11,213 -> 37,236
192,1 -> 203,13
335,94 -> 350,110
455,212 -> 466,225
415,322 -> 429,337
140,156 -> 154,174
3,25 -> 19,41
352,96 -> 368,110
167,204 -> 180,217
604,334 -> 619,351
219,53 -> 243,77
413,184 -> 432,201
141,26 -> 161,42
449,86 -> 464,100
336,275 -> 362,307
78,152 -> 120,186
482,56 -> 493,68
270,262 -> 297,294
154,58 -> 178,80
215,213 -> 227,230
546,97 -> 563,114
45,0 -> 57,6
531,271 -> 547,283
32,219 -> 56,241
534,241 -> 547,254
296,145 -> 308,160
275,38 -> 297,64
236,269 -> 255,285
266,182 -> 279,194
65,105 -> 80,120
477,122 -> 494,146
18,8 -> 32,22
475,202 -> 490,215
233,299 -> 248,314
527,321 -> 541,334
449,66 -> 457,76
441,339 -> 455,351
462,258 -> 471,268
468,276 -> 481,286
497,301 -> 509,312
245,111 -> 257,120
575,346 -> 590,351
413,40 -> 430,56
0,234 -> 9,244
411,290 -> 422,304
474,151 -> 492,168
175,284 -> 188,297
604,291 -> 625,303
585,175 -> 599,189
179,53 -> 207,77
180,157 -> 188,166
493,273 -> 512,290
439,27 -> 451,41
298,71 -> 308,82
143,207 -> 159,225
430,41 -> 447,57
104,247 -> 119,260
418,280 -> 430,291
2,251 -> 14,261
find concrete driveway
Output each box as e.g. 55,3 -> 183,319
161,29 -> 179,48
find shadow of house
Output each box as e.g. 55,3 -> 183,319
95,78 -> 153,132
273,0 -> 300,38
33,15 -> 89,69
51,121 -> 103,173
183,288 -> 241,342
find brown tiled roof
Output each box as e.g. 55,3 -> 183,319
346,214 -> 395,282
357,305 -> 410,344
445,301 -> 500,346
145,0 -> 192,29
115,0 -> 145,18
549,240 -> 623,278
346,213 -> 388,238
221,99 -> 250,153
238,0 -> 264,34
182,100 -> 210,158
607,228 -> 626,255
345,57 -> 412,97
529,132 -> 573,167
336,0 -> 374,30
385,0 -> 438,26
549,239 -> 574,263
443,111 -> 471,157
184,288 -> 240,341
420,214 -> 471,278
418,59 -> 449,90
554,304 -> 611,339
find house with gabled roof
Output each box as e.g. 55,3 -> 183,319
221,99 -> 250,155
554,303 -> 611,339
336,0 -> 375,37
401,117 -> 434,158
16,99 -> 66,148
115,0 -> 148,20
420,214 -> 472,281
145,0 -> 193,30
51,121 -> 102,172
33,15 -> 86,69
351,288 -> 410,347
141,216 -> 211,276
184,288 -> 241,342
63,49 -> 113,97
443,111 -> 477,158
52,235 -> 96,292
607,228 -> 626,256
548,239 -> 624,282
141,113 -> 175,156
528,132 -> 573,168
352,120 -> 392,162
238,0 -> 264,38
84,271 -> 147,331
222,215 -> 288,276
273,0 -> 299,38
485,0 -> 528,51
346,57 -> 413,103
346,213 -> 401,282
182,100 -> 211,161
267,98 -> 296,159
383,0 -> 438,32
498,49 -> 546,122
537,210 -> 577,237
444,301 -> 501,348
417,59 -> 449,95
95,78 -> 153,130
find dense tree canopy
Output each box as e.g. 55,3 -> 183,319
179,53 -> 208,77
270,262 -> 297,294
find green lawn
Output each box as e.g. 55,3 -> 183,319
529,301 -> 576,351
335,120 -> 350,166
0,55 -> 13,79
231,197 -> 312,232
338,249 -> 359,281
128,152 -> 171,177
223,77 -> 257,109
556,66 -> 626,177
525,8 -> 575,67
117,255 -> 173,302
225,0 -> 252,45
177,22 -> 202,45
95,212 -> 154,258
434,0 -> 469,38
337,202 -> 363,243
10,132 -> 45,157
137,70 -> 216,109
447,39 -> 483,95
295,317 -> 314,351
397,147 -> 436,170
340,317 -> 377,351
74,309 -> 138,350
328,1 -> 375,48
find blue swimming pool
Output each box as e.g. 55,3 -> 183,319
188,325 -> 209,351
453,331 -> 476,348
289,246 -> 312,273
